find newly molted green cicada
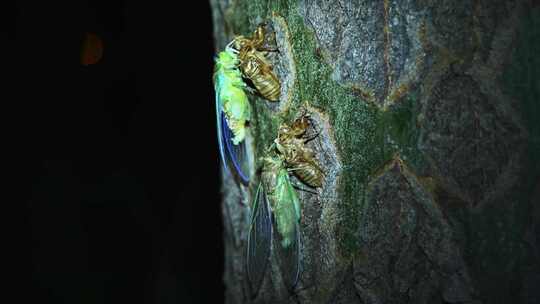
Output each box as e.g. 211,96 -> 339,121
214,42 -> 251,183
247,156 -> 301,295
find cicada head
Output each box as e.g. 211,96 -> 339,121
215,49 -> 239,71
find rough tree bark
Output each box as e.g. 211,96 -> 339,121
210,1 -> 540,303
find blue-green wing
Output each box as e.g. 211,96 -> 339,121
214,70 -> 250,184
214,72 -> 228,176
222,114 -> 250,183
247,182 -> 272,297
273,174 -> 301,291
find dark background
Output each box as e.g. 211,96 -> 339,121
16,1 -> 223,303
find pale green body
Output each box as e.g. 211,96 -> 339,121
263,157 -> 301,248
214,49 -> 251,144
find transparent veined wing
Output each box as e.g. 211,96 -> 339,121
247,182 -> 272,297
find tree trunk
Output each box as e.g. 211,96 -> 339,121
210,1 -> 540,303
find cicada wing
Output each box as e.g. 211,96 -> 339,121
247,182 -> 272,297
222,113 -> 250,184
273,212 -> 301,291
272,173 -> 301,291
215,79 -> 229,175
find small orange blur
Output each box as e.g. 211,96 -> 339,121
80,32 -> 103,66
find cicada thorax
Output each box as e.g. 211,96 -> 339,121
276,124 -> 306,143
278,110 -> 313,141
239,50 -> 281,102
290,117 -> 309,136
275,115 -> 325,188
260,156 -> 282,194
281,140 -> 324,188
251,25 -> 266,46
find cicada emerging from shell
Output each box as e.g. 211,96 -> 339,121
213,24 -> 282,184
214,42 -> 251,184
247,110 -> 326,296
